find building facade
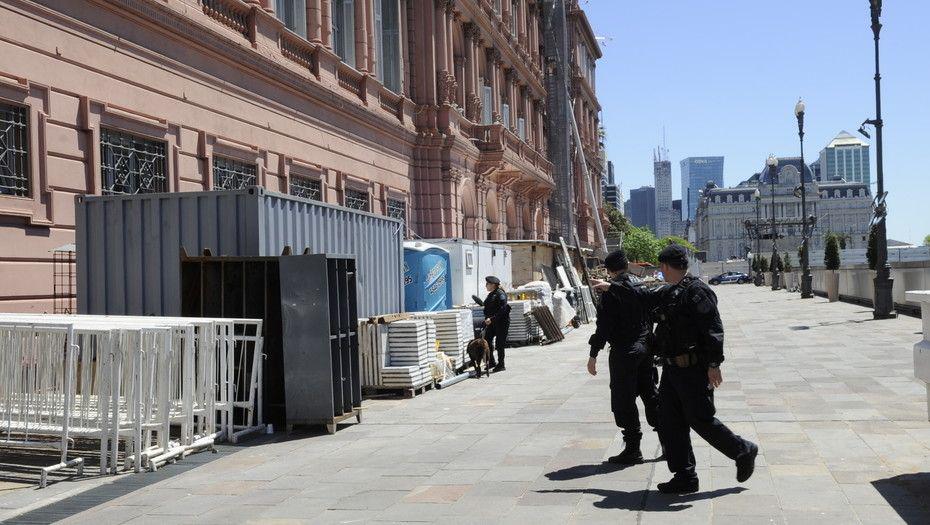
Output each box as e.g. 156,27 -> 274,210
628,185 -> 655,233
670,198 -> 687,238
653,155 -> 671,238
0,0 -> 602,312
680,156 -> 723,221
818,131 -> 870,184
694,157 -> 872,263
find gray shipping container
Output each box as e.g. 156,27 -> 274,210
76,186 -> 404,317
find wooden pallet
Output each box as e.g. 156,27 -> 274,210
285,408 -> 363,435
362,381 -> 434,399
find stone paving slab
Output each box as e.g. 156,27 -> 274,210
2,285 -> 930,524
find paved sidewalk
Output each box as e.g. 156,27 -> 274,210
5,285 -> 930,524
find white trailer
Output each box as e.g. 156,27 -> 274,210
421,239 -> 512,306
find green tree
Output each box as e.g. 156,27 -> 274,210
783,252 -> 793,272
923,233 -> 930,247
604,204 -> 630,238
660,235 -> 697,253
866,225 -> 878,270
760,256 -> 768,273
751,256 -> 759,273
622,226 -> 660,264
824,233 -> 841,270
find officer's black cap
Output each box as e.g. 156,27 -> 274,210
658,244 -> 689,269
604,249 -> 628,272
485,275 -> 500,285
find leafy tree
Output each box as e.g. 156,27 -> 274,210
824,233 -> 841,270
783,252 -> 793,272
866,225 -> 878,270
604,204 -> 630,238
751,256 -> 759,273
760,256 -> 768,273
660,235 -> 697,253
622,226 -> 660,264
923,233 -> 930,247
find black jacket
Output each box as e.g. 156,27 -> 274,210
609,275 -> 724,365
588,274 -> 651,359
483,288 -> 510,326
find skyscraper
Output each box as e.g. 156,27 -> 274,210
654,150 -> 672,238
680,156 -> 724,221
601,161 -> 621,210
818,131 -> 870,184
629,186 -> 656,234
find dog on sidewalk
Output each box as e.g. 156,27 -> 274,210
466,332 -> 491,379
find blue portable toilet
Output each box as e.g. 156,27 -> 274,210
403,241 -> 452,312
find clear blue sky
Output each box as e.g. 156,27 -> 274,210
585,0 -> 929,245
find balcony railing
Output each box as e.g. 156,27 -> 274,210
378,88 -> 404,121
201,0 -> 251,40
337,63 -> 365,101
279,31 -> 319,78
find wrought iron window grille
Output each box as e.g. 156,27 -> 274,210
100,128 -> 167,195
344,188 -> 369,211
213,156 -> 257,190
0,103 -> 30,197
290,175 -> 322,201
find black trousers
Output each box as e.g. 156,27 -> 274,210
659,365 -> 752,480
484,321 -> 509,365
609,351 -> 659,442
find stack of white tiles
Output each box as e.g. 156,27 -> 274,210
506,300 -> 541,344
410,309 -> 471,369
381,319 -> 435,388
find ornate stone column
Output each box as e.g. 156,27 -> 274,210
488,49 -> 502,123
512,193 -> 527,239
320,0 -> 332,49
442,168 -> 463,237
475,174 -> 492,239
354,0 -> 369,72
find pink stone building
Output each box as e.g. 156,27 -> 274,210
0,0 -> 602,313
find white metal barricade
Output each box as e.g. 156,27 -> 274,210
0,314 -> 264,485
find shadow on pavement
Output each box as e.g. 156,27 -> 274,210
872,473 -> 930,524
537,486 -> 746,512
545,460 -> 663,481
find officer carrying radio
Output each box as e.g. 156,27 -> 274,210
593,244 -> 758,494
587,249 -> 660,465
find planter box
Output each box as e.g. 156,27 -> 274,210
764,272 -> 772,286
826,270 -> 840,302
906,290 -> 930,420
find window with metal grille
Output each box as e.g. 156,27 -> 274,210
387,198 -> 405,222
290,175 -> 322,201
0,103 -> 29,197
213,156 -> 257,190
100,128 -> 167,195
344,188 -> 369,211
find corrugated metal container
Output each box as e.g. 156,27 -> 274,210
76,186 -> 403,317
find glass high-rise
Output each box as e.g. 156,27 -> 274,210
818,131 -> 870,184
680,156 -> 724,221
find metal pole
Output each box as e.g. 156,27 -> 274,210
770,162 -> 778,290
869,0 -> 896,319
755,196 -> 762,286
798,106 -> 813,298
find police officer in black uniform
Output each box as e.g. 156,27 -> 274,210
594,244 -> 758,494
482,276 -> 510,372
587,249 -> 660,465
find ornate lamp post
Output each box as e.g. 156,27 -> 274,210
754,189 -> 762,286
795,99 -> 813,298
866,0 -> 896,318
767,155 -> 779,290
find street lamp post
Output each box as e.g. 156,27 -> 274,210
754,190 -> 762,286
868,0 -> 896,319
795,99 -> 813,298
767,155 -> 779,290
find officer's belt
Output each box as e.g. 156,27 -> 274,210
664,352 -> 700,368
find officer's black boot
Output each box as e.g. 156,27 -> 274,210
657,475 -> 699,494
492,348 -> 505,372
608,438 -> 643,465
736,442 -> 759,483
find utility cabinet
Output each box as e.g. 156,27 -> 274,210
180,253 -> 361,433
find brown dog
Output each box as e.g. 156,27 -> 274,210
466,336 -> 491,378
